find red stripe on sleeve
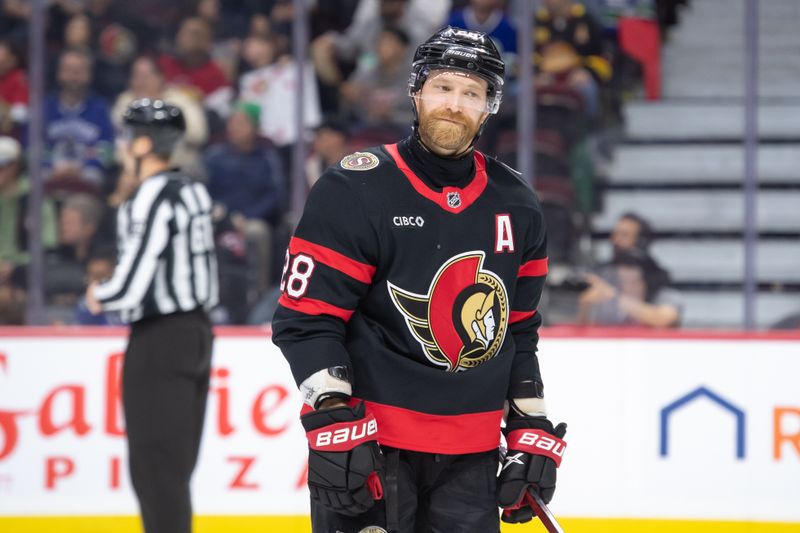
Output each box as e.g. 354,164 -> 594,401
289,237 -> 376,284
279,294 -> 355,321
509,309 -> 537,324
518,258 -> 548,277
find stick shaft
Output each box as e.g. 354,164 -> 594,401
524,490 -> 566,533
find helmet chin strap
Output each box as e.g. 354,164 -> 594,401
411,95 -> 490,159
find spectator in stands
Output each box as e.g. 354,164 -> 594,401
112,55 -> 208,177
610,213 -> 675,267
47,0 -> 142,100
305,119 -> 351,189
311,0 -> 363,37
0,274 -> 25,324
248,12 -> 272,39
0,136 -> 57,281
239,34 -> 322,150
448,0 -> 517,66
340,26 -> 414,132
311,0 -> 445,88
63,12 -> 92,51
44,192 -> 104,305
70,5 -> 141,101
110,0 -> 197,47
159,16 -> 233,121
0,1 -> 30,41
534,0 -> 612,84
211,208 -> 249,324
60,12 -> 136,100
74,245 -> 123,325
536,41 -> 599,119
204,101 -> 286,297
577,213 -> 682,328
43,48 -> 115,195
196,0 -> 248,83
268,0 -> 296,38
0,38 -> 28,137
239,32 -> 276,75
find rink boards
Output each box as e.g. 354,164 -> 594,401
1,326 -> 799,532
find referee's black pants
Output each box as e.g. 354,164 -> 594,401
123,309 -> 213,533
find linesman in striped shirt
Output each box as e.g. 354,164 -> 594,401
86,99 -> 218,533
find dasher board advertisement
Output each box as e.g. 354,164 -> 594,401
0,327 -> 799,526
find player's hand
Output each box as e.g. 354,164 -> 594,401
85,282 -> 103,315
301,401 -> 384,516
497,417 -> 567,523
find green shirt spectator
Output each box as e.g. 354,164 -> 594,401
0,136 -> 57,268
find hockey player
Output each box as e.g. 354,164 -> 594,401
272,27 -> 567,533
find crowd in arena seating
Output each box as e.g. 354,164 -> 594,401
0,0 -> 689,326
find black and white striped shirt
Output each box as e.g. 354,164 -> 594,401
94,171 -> 219,323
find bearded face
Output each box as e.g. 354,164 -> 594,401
415,70 -> 490,157
418,103 -> 482,153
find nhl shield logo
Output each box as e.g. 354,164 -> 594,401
340,152 -> 380,171
388,251 -> 508,372
446,191 -> 462,209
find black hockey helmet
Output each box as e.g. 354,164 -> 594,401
122,98 -> 185,158
408,26 -> 505,114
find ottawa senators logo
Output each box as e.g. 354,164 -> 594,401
340,152 -> 380,171
388,251 -> 508,372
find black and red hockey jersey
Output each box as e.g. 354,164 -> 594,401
272,140 -> 548,455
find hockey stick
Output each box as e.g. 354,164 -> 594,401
524,489 -> 566,533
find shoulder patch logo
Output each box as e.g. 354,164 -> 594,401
340,152 -> 380,171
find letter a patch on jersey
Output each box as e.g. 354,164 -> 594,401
495,214 -> 515,253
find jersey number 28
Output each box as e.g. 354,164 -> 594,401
280,250 -> 315,299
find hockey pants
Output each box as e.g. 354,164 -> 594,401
311,447 -> 501,533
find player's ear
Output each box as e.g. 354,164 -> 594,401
130,135 -> 153,158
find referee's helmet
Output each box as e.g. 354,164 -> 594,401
122,98 -> 186,159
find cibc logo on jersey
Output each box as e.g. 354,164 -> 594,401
392,215 -> 425,228
388,251 -> 508,372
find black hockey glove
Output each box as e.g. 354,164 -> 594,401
301,402 -> 385,516
497,416 -> 567,524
